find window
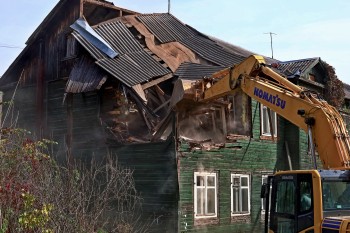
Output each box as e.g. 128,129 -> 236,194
261,104 -> 277,136
299,181 -> 312,212
194,172 -> 217,218
231,174 -> 250,215
275,180 -> 295,214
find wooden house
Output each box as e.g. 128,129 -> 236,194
0,0 -> 333,232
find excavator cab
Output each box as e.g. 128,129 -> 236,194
262,170 -> 350,233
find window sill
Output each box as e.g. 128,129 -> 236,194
260,135 -> 279,141
231,212 -> 250,217
194,215 -> 217,219
194,216 -> 219,226
230,213 -> 251,223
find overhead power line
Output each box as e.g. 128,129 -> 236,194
0,43 -> 23,49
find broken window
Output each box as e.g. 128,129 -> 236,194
177,106 -> 226,143
194,172 -> 217,218
177,91 -> 251,143
231,174 -> 250,216
261,104 -> 277,137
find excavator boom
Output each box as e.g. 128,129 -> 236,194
189,55 -> 350,169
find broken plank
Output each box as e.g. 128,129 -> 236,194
142,73 -> 173,90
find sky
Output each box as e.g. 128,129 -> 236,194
1,0 -> 350,83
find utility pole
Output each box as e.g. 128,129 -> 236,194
168,0 -> 171,13
264,32 -> 276,59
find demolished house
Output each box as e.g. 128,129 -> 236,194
0,0 -> 336,232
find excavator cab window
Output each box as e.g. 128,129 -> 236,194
269,173 -> 314,233
322,180 -> 350,212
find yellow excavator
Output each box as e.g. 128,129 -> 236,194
182,55 -> 350,232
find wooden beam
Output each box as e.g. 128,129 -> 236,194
142,73 -> 173,90
83,0 -> 138,14
147,90 -> 162,106
221,106 -> 227,136
154,100 -> 170,113
155,85 -> 166,103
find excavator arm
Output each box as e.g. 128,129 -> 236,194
190,55 -> 350,169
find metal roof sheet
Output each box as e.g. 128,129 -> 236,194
277,58 -> 319,75
70,18 -> 118,58
136,13 -> 245,67
72,31 -> 106,60
94,21 -> 143,54
96,54 -> 154,87
137,14 -> 197,43
157,14 -> 196,39
179,36 -> 245,66
95,51 -> 169,87
175,62 -> 224,80
66,56 -> 107,93
72,18 -> 170,88
125,51 -> 170,78
137,14 -> 177,43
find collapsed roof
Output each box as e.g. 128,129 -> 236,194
67,13 -> 252,98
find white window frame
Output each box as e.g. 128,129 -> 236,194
231,174 -> 250,216
261,175 -> 272,213
194,172 -> 217,218
261,104 -> 277,136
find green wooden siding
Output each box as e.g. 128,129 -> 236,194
178,139 -> 277,232
110,139 -> 178,233
177,99 -> 311,232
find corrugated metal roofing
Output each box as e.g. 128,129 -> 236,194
72,18 -> 170,89
175,62 -> 224,80
94,21 -> 143,54
180,36 -> 245,66
71,18 -> 118,58
277,58 -> 319,74
137,14 -> 176,43
66,56 -> 107,93
136,13 -> 245,67
72,31 -> 106,60
158,14 -> 196,39
96,54 -> 156,87
125,51 -> 169,78
137,14 -> 196,43
94,50 -> 170,87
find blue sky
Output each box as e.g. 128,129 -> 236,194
1,0 -> 350,84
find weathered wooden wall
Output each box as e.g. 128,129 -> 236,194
110,139 -> 178,233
